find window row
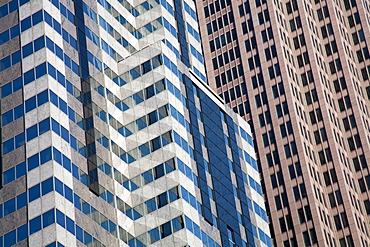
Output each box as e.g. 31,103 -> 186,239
242,19 -> 254,34
204,0 -> 231,18
215,64 -> 244,87
238,1 -> 250,17
0,208 -> 102,246
258,9 -> 270,25
206,12 -> 234,35
209,29 -> 237,52
212,47 -> 241,69
222,83 -> 247,103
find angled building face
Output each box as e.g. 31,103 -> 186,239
0,0 -> 270,246
196,0 -> 370,246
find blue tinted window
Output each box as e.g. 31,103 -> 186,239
4,198 -> 16,216
0,5 -> 8,18
59,99 -> 67,114
13,77 -> 22,92
27,153 -> 40,171
17,192 -> 27,209
61,155 -> 71,171
29,215 -> 41,234
72,164 -> 79,179
25,97 -> 36,113
56,210 -> 65,227
64,54 -> 71,67
37,90 -> 49,106
2,82 -> 12,98
15,133 -> 25,149
16,162 -> 26,178
21,16 -> 32,31
3,138 -> 14,155
42,209 -> 55,228
54,178 -> 63,195
53,20 -> 61,34
0,204 -> 3,218
57,71 -> 65,86
35,63 -> 47,78
64,186 -> 73,202
10,25 -> 20,39
62,29 -> 68,41
76,225 -> 83,242
38,118 -> 50,135
82,202 -> 90,214
33,36 -> 45,52
172,217 -> 183,232
24,69 -> 35,85
46,242 -> 57,247
22,42 -> 33,58
29,184 -> 40,202
74,194 -> 81,210
26,124 -> 38,141
149,228 -> 160,242
51,119 -> 60,135
47,63 -> 56,79
40,147 -> 52,164
0,30 -> 10,46
55,45 -> 63,59
41,177 -> 53,195
44,11 -> 52,26
13,133 -> 24,148
49,91 -> 58,106
53,148 -> 62,164
71,61 -> 79,74
32,10 -> 43,25
66,216 -> 75,234
3,168 -> 15,184
67,11 -> 74,24
2,110 -> 13,126
11,50 -> 21,64
17,224 -> 28,242
1,56 -> 11,71
84,232 -> 93,244
4,229 -> 16,247
14,104 -> 24,119
70,37 -> 77,49
70,136 -> 77,150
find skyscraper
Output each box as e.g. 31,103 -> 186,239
0,0 -> 271,246
195,0 -> 370,246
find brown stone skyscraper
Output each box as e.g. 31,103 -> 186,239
196,0 -> 370,246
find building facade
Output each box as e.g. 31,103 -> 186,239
0,0 -> 271,246
195,0 -> 370,246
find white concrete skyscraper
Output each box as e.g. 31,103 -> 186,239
0,0 -> 270,246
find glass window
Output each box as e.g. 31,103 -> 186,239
17,224 -> 28,242
17,192 -> 27,209
29,184 -> 40,202
64,186 -> 73,202
56,209 -> 65,228
4,198 -> 16,216
16,162 -> 26,178
29,215 -> 42,235
21,16 -> 32,32
25,96 -> 36,112
55,178 -> 64,196
4,229 -> 16,247
172,217 -> 184,232
42,209 -> 55,228
66,216 -> 75,234
26,124 -> 38,141
42,177 -> 53,195
34,63 -> 46,79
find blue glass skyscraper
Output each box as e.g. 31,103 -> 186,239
0,0 -> 271,246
